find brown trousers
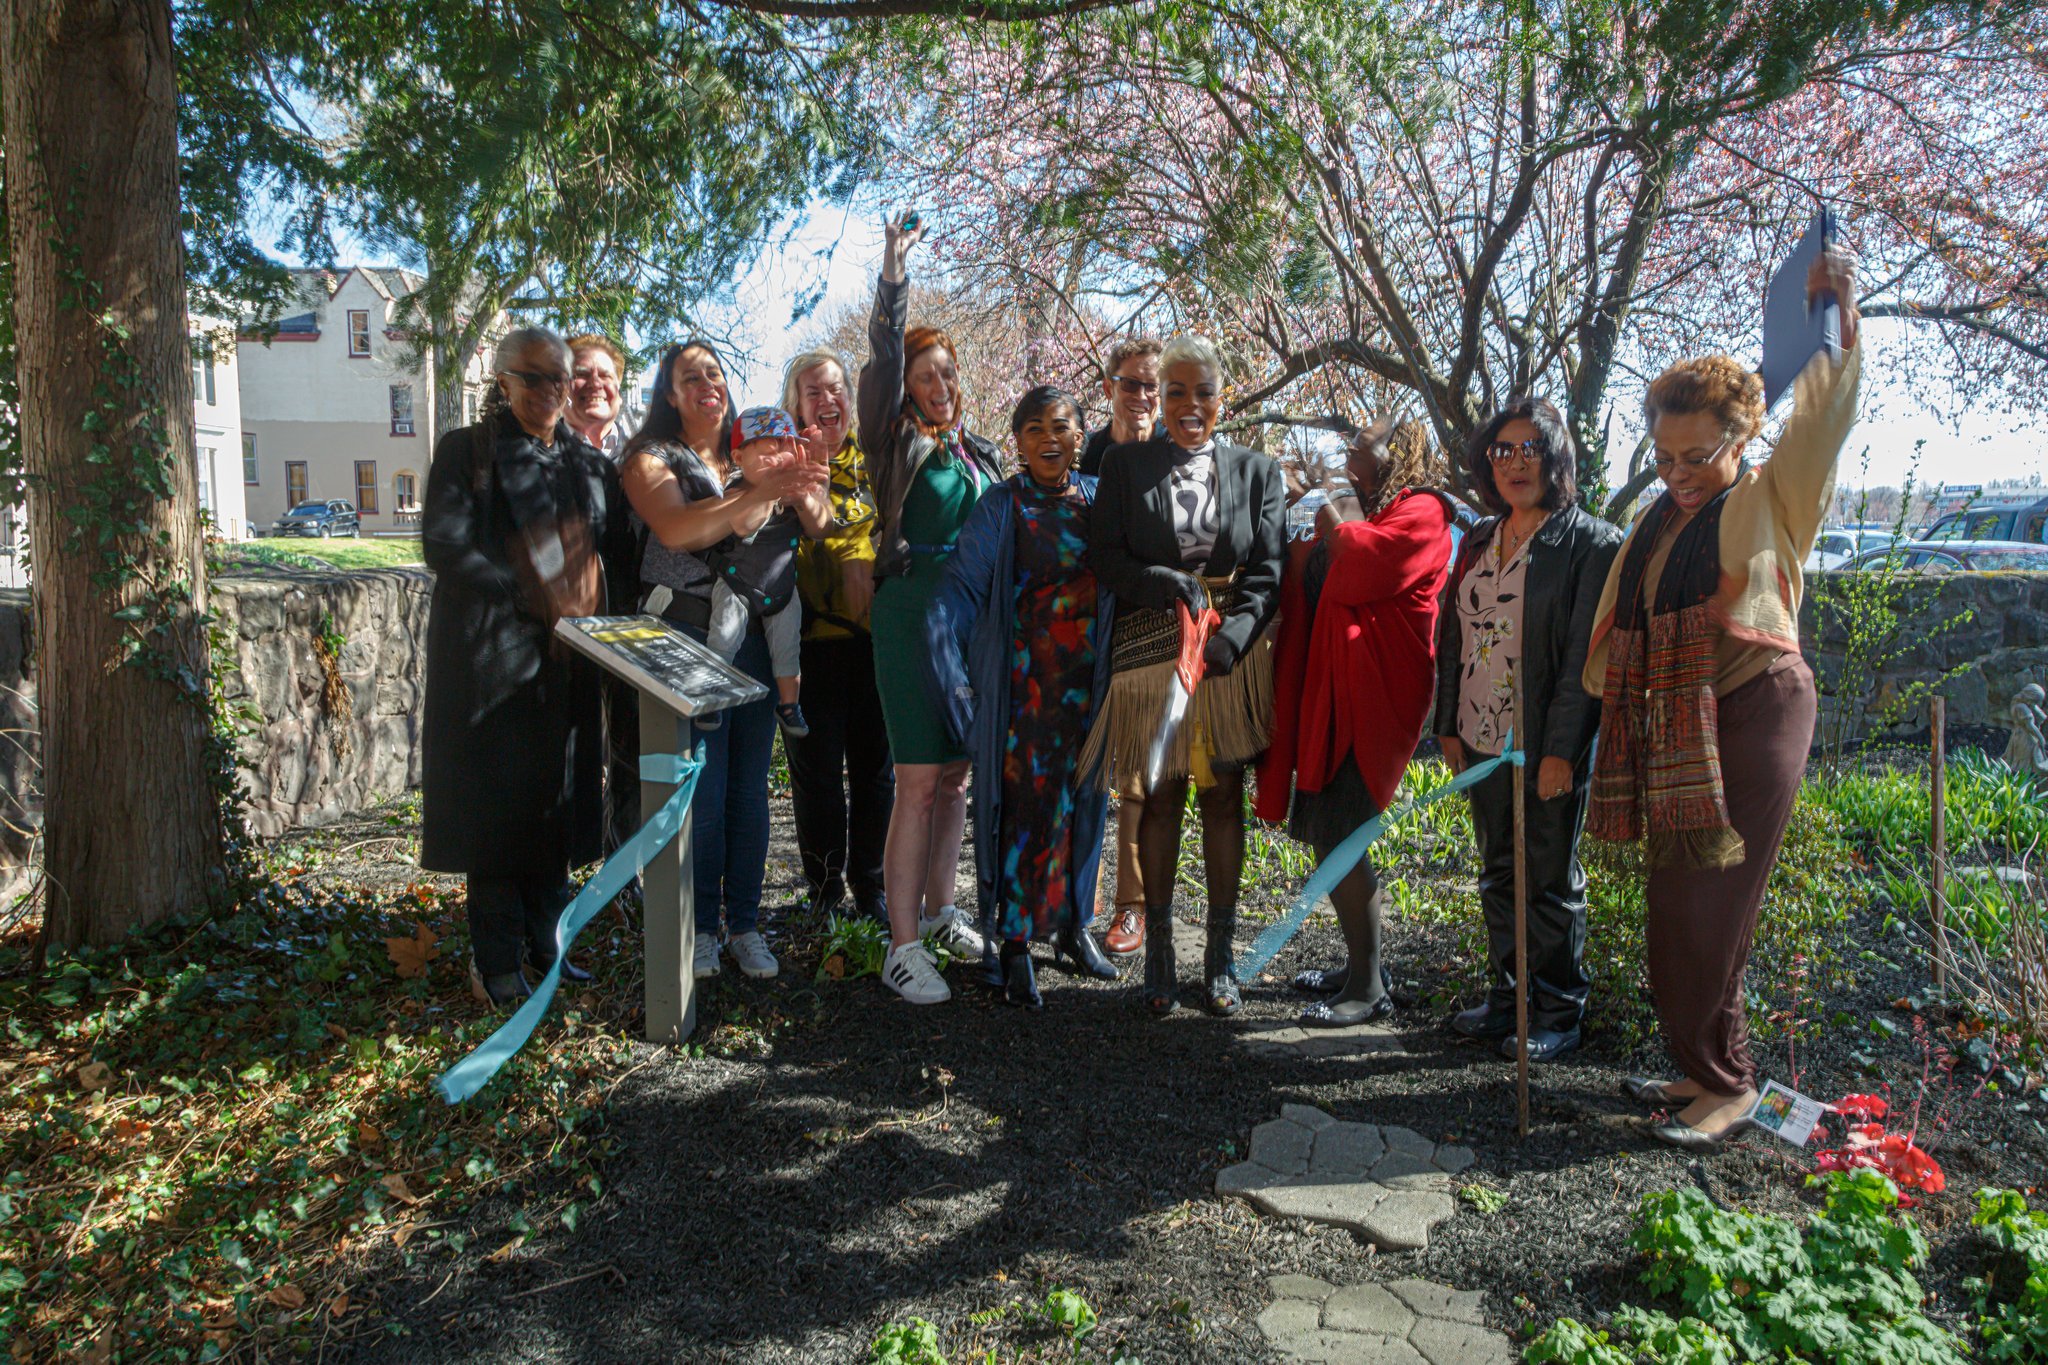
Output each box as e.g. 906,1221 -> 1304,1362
1644,654 -> 1816,1095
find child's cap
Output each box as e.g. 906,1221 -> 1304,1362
733,406 -> 799,449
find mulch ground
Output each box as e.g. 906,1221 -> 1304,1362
313,789 -> 2048,1364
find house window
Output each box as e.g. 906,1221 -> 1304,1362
191,354 -> 216,406
242,432 -> 258,484
393,470 -> 419,511
197,447 -> 215,514
347,310 -> 371,358
389,384 -> 415,436
286,461 -> 308,507
354,460 -> 378,514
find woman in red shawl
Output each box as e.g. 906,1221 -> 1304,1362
1255,419 -> 1455,1026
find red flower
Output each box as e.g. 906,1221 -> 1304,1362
1833,1093 -> 1889,1121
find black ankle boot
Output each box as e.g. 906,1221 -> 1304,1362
1001,941 -> 1041,1009
1056,922 -> 1119,980
1141,904 -> 1177,1015
1203,904 -> 1241,1016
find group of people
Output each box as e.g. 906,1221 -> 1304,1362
419,210 -> 1864,1149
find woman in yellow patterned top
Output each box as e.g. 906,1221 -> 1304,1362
782,349 -> 894,923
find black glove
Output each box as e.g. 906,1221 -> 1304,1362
1164,570 -> 1206,613
1202,633 -> 1236,676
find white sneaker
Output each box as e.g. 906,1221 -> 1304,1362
728,930 -> 779,980
882,941 -> 952,1005
692,931 -> 722,980
918,906 -> 986,960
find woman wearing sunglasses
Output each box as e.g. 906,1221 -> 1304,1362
1430,400 -> 1621,1062
1587,247 -> 1862,1149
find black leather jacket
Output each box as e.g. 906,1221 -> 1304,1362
1430,503 -> 1622,770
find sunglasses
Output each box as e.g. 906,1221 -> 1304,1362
1113,376 -> 1160,397
1487,439 -> 1544,466
503,368 -> 571,391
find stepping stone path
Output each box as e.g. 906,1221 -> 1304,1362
1216,1104 -> 1473,1250
1236,1017 -> 1423,1061
1257,1274 -> 1515,1364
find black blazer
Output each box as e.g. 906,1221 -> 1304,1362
1088,436 -> 1287,671
1430,502 -> 1622,771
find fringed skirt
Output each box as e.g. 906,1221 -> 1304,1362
1080,573 -> 1273,792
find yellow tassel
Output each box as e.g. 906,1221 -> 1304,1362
1190,720 -> 1217,790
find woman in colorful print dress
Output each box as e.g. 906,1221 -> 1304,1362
926,386 -> 1119,1007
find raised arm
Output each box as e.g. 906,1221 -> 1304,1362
856,212 -> 924,464
1757,246 -> 1862,554
422,428 -> 518,597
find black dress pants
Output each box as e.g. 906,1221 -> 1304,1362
786,632 -> 894,911
1467,753 -> 1592,1031
468,871 -> 572,976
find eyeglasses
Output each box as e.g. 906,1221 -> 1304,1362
1652,438 -> 1734,474
1113,376 -> 1159,397
1487,439 -> 1543,466
503,368 -> 571,391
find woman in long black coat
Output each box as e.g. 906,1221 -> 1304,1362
421,326 -> 638,1008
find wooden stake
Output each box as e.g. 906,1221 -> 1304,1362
1931,695 -> 1948,992
1513,671 -> 1531,1139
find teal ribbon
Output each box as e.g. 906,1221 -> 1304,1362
1235,744 -> 1525,982
435,744 -> 706,1104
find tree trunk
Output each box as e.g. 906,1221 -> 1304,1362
2,0 -> 224,948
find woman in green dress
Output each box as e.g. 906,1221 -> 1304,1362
858,211 -> 1006,1005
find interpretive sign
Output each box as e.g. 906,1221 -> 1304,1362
554,614 -> 767,719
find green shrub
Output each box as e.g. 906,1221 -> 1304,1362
1971,1188 -> 2048,1361
1525,1171 -> 1966,1364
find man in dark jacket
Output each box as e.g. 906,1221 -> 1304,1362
1078,336 -> 1163,956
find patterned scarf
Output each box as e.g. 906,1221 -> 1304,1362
1588,488 -> 1747,871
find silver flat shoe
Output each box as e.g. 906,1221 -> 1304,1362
1649,1115 -> 1756,1152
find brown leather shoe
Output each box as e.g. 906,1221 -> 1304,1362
1104,905 -> 1145,956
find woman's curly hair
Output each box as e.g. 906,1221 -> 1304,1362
1643,354 -> 1765,443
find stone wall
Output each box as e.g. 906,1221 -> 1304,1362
0,567 -> 432,900
216,566 -> 431,837
1802,569 -> 2048,742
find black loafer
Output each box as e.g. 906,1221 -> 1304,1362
1450,1002 -> 1515,1040
1055,925 -> 1120,981
1650,1115 -> 1756,1152
1500,1026 -> 1581,1062
1299,994 -> 1393,1029
1292,966 -> 1345,995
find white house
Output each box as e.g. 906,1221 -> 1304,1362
237,267 -> 498,537
0,314 -> 248,590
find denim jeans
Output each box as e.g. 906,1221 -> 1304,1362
684,624 -> 775,937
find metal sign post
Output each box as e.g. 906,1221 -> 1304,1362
640,692 -> 695,1044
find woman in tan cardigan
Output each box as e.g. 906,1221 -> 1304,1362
1584,247 -> 1861,1150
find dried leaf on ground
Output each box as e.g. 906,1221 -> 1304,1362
74,1061 -> 111,1091
384,922 -> 440,978
267,1284 -> 307,1310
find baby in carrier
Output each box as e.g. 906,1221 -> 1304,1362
699,406 -> 834,737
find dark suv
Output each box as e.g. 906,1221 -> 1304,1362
271,500 -> 361,538
1920,497 -> 2048,545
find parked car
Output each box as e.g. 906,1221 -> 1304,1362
1842,539 -> 2048,573
270,500 -> 360,538
1919,497 -> 2048,545
1807,528 -> 1903,572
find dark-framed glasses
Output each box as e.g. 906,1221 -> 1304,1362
503,368 -> 571,392
1651,438 -> 1734,474
1487,439 -> 1543,466
1113,376 -> 1160,397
